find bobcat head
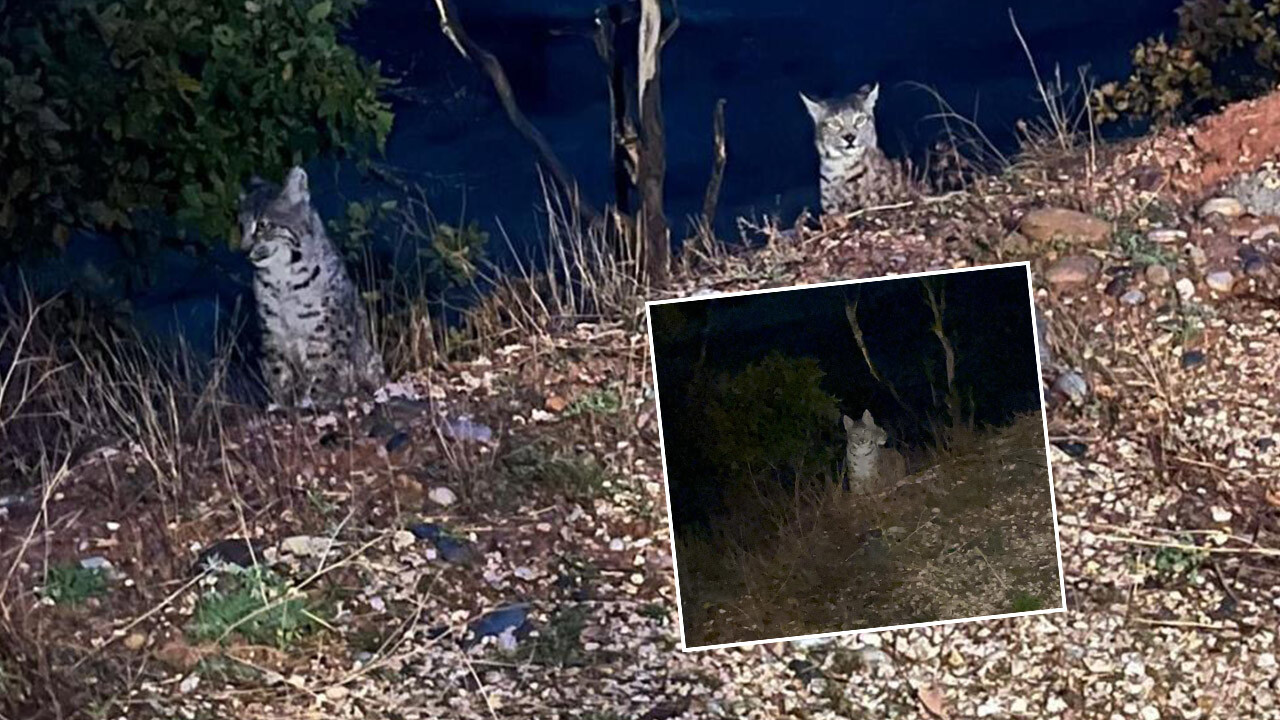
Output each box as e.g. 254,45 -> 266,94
800,84 -> 880,163
843,408 -> 889,453
238,167 -> 318,270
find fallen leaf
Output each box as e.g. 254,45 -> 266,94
545,395 -> 568,412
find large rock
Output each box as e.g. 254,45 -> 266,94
1045,255 -> 1101,287
1020,208 -> 1112,246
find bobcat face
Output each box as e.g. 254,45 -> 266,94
239,167 -> 315,270
842,409 -> 906,491
800,84 -> 880,162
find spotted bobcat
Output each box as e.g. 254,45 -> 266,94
239,167 -> 386,407
800,84 -> 908,215
842,409 -> 907,493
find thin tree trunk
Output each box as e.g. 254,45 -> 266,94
635,0 -> 672,285
702,98 -> 727,227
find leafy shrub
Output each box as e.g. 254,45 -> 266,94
702,352 -> 841,479
0,0 -> 393,259
1094,0 -> 1280,124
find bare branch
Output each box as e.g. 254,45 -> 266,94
431,0 -> 599,223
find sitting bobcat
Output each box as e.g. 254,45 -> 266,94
800,84 -> 909,215
842,409 -> 906,493
239,167 -> 386,408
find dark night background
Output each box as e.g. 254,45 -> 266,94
650,264 -> 1041,530
4,0 -> 1179,357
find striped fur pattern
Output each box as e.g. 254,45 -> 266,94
239,167 -> 385,407
801,84 -> 906,215
842,409 -> 906,493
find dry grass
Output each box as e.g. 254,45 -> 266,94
675,413 -> 1055,647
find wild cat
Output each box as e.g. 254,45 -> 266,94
800,84 -> 908,215
239,167 -> 386,408
842,409 -> 907,493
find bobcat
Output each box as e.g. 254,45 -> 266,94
239,167 -> 386,408
800,84 -> 907,215
842,409 -> 907,493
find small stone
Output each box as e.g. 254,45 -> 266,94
1141,706 -> 1161,720
1144,264 -> 1172,287
1175,278 -> 1196,300
1020,207 -> 1113,245
1205,270 -> 1235,293
1119,289 -> 1146,305
1146,228 -> 1187,244
1260,653 -> 1277,669
325,686 -> 350,700
1211,506 -> 1232,523
1198,196 -> 1245,218
1185,244 -> 1207,268
1180,350 -> 1206,369
428,486 -> 457,507
1051,372 -> 1089,405
1244,257 -> 1269,277
545,396 -> 568,412
1045,256 -> 1101,287
123,632 -> 147,651
80,556 -> 112,571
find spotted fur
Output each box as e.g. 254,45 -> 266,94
842,409 -> 906,493
801,84 -> 907,215
239,167 -> 385,407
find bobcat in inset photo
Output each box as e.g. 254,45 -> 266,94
239,167 -> 386,408
842,409 -> 906,492
800,84 -> 908,215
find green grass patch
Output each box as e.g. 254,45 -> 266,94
40,563 -> 108,605
1009,591 -> 1045,613
188,567 -> 325,649
564,388 -> 623,418
1116,231 -> 1178,268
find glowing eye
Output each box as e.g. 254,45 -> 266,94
1265,174 -> 1280,190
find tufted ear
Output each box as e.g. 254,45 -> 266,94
842,414 -> 855,432
859,83 -> 880,111
799,92 -> 825,121
282,166 -> 309,205
861,408 -> 876,426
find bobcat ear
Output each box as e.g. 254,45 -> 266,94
860,83 -> 880,110
282,167 -> 309,205
861,409 -> 875,426
841,414 -> 854,431
799,92 -> 824,121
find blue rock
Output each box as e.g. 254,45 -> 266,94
385,430 -> 411,453
468,603 -> 531,644
408,522 -> 442,541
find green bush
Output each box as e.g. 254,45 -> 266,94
702,352 -> 841,479
1094,0 -> 1280,124
0,0 -> 393,259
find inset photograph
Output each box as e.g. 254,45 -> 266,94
647,262 -> 1063,650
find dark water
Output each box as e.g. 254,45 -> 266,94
2,0 -> 1180,354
